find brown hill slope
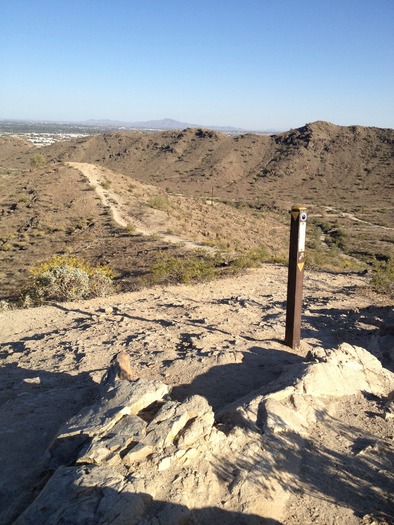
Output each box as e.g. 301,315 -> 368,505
43,121 -> 394,260
0,160 -> 287,301
1,122 -> 393,302
44,121 -> 393,215
0,136 -> 33,170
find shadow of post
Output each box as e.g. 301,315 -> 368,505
172,346 -> 303,412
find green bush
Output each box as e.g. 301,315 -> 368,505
230,246 -> 270,269
370,255 -> 394,298
126,224 -> 136,235
100,179 -> 111,190
25,255 -> 114,304
148,245 -> 271,286
35,266 -> 90,301
146,196 -> 171,211
30,153 -> 47,168
149,253 -> 216,284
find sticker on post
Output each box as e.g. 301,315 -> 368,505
298,221 -> 306,252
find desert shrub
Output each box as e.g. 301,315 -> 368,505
35,266 -> 90,301
224,247 -> 270,272
18,193 -> 29,203
308,250 -> 366,272
313,220 -> 347,251
26,255 -> 114,303
100,179 -> 111,189
148,245 -> 271,286
88,270 -> 115,298
126,224 -> 136,234
327,225 -> 347,251
30,153 -> 47,168
370,255 -> 394,298
0,300 -> 11,312
150,253 -> 216,284
146,196 -> 171,211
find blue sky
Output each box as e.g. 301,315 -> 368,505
1,0 -> 393,130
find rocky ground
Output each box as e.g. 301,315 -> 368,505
1,266 -> 393,524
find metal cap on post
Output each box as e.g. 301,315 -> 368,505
285,205 -> 307,349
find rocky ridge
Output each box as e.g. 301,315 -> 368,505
15,342 -> 394,525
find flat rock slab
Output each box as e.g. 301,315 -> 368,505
77,414 -> 147,465
14,465 -> 150,525
47,379 -> 169,469
144,395 -> 214,450
222,343 -> 394,434
56,379 -> 170,439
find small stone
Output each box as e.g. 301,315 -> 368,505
174,449 -> 186,459
182,448 -> 198,462
22,377 -> 41,386
123,443 -> 153,465
103,351 -> 139,382
158,456 -> 172,471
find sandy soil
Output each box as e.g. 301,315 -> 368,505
1,265 -> 393,524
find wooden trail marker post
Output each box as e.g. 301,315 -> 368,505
285,205 -> 307,349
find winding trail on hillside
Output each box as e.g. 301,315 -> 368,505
324,206 -> 394,231
67,162 -> 215,253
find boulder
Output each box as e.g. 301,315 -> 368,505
223,343 -> 394,435
19,343 -> 394,525
143,395 -> 214,451
47,379 -> 169,469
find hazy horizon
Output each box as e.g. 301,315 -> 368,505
0,116 -> 287,132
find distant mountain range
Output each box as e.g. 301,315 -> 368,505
80,118 -> 277,134
81,117 -> 247,132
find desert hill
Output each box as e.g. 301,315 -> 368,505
0,121 -> 393,302
0,123 -> 393,523
0,156 -> 287,301
44,121 -> 393,216
0,136 -> 33,170
43,121 -> 393,259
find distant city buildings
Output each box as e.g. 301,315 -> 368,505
0,132 -> 89,147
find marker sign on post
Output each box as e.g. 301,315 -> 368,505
285,206 -> 307,349
298,221 -> 306,252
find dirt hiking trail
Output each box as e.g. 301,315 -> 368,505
67,162 -> 216,253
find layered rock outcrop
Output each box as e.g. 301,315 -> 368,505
16,344 -> 394,524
